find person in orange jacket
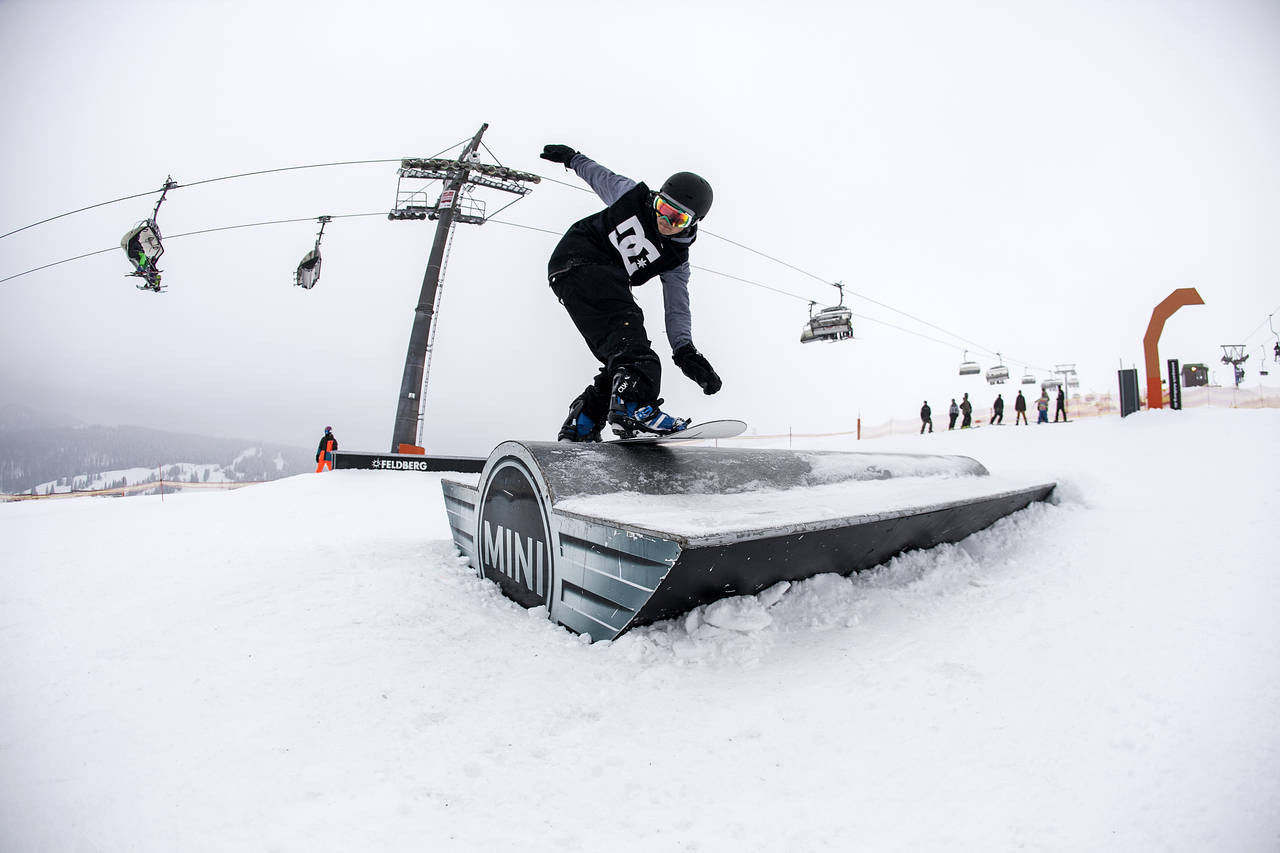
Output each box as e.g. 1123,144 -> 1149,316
315,426 -> 338,472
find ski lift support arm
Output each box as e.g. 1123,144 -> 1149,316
151,176 -> 179,221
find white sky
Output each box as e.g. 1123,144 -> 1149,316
2,0 -> 1278,454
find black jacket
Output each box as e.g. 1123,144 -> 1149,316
549,182 -> 695,287
316,431 -> 337,461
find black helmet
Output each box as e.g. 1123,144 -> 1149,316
659,171 -> 713,221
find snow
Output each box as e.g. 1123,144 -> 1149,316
558,472 -> 1049,540
33,462 -> 244,495
2,408 -> 1278,852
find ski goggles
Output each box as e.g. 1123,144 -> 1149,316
653,193 -> 696,230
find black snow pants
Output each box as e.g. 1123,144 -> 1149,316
550,263 -> 662,420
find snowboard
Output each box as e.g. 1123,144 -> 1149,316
612,419 -> 747,444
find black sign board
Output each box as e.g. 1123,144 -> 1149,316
332,451 -> 485,473
1166,358 -> 1182,410
1118,368 -> 1140,417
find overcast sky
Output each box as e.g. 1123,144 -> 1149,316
2,0 -> 1277,455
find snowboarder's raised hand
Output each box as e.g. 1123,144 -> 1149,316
673,343 -> 722,395
540,144 -> 578,167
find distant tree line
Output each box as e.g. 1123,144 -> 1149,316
0,425 -> 312,493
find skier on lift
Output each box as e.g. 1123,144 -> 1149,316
540,144 -> 721,440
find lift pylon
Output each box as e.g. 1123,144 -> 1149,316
389,124 -> 541,454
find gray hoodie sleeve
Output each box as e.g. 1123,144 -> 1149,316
568,154 -> 636,205
660,263 -> 694,351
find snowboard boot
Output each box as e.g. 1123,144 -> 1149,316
607,370 -> 690,438
557,394 -> 604,442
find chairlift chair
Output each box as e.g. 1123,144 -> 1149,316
1021,371 -> 1037,385
958,351 -> 981,376
121,219 -> 165,292
121,176 -> 177,293
799,281 -> 854,344
294,216 -> 331,290
295,249 -> 321,289
800,303 -> 854,344
985,353 -> 1009,385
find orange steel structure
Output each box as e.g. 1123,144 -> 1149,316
1143,287 -> 1204,409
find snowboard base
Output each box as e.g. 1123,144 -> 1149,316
612,419 -> 747,444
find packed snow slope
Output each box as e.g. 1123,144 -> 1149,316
2,408 -> 1277,852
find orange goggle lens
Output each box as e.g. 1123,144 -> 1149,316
654,194 -> 694,229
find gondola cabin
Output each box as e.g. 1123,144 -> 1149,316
295,248 -> 321,289
800,305 -> 853,344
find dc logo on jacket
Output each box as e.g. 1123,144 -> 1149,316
608,215 -> 660,276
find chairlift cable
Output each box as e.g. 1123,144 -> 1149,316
536,171 -> 1012,358
1240,303 -> 1280,342
1,157 -> 409,241
485,218 -> 562,237
164,211 -> 385,240
0,247 -> 119,284
174,158 -> 404,192
487,215 -> 1055,370
529,171 -> 595,193
0,211 -> 387,285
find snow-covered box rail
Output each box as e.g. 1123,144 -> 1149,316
441,441 -> 1055,641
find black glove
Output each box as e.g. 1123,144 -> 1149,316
673,343 -> 722,395
540,144 -> 578,167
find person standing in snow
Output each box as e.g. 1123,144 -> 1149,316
948,398 -> 959,430
1015,390 -> 1028,425
315,426 -> 338,473
960,392 -> 973,429
990,393 -> 1004,425
920,400 -> 933,434
1037,391 -> 1050,424
1054,386 -> 1068,422
540,144 -> 721,441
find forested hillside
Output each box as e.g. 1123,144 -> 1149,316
0,418 -> 311,494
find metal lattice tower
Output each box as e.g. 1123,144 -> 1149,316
388,124 -> 540,453
1220,345 -> 1248,387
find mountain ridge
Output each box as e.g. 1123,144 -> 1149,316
0,411 -> 313,494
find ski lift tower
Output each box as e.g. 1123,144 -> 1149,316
1220,345 -> 1248,387
1053,363 -> 1079,395
388,123 -> 540,453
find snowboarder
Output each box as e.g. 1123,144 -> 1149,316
1037,391 -> 1050,424
1014,390 -> 1028,425
920,400 -> 933,434
990,393 -> 1004,425
948,398 -> 959,430
1054,387 -> 1068,422
960,393 -> 973,429
315,426 -> 337,472
540,144 -> 721,441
